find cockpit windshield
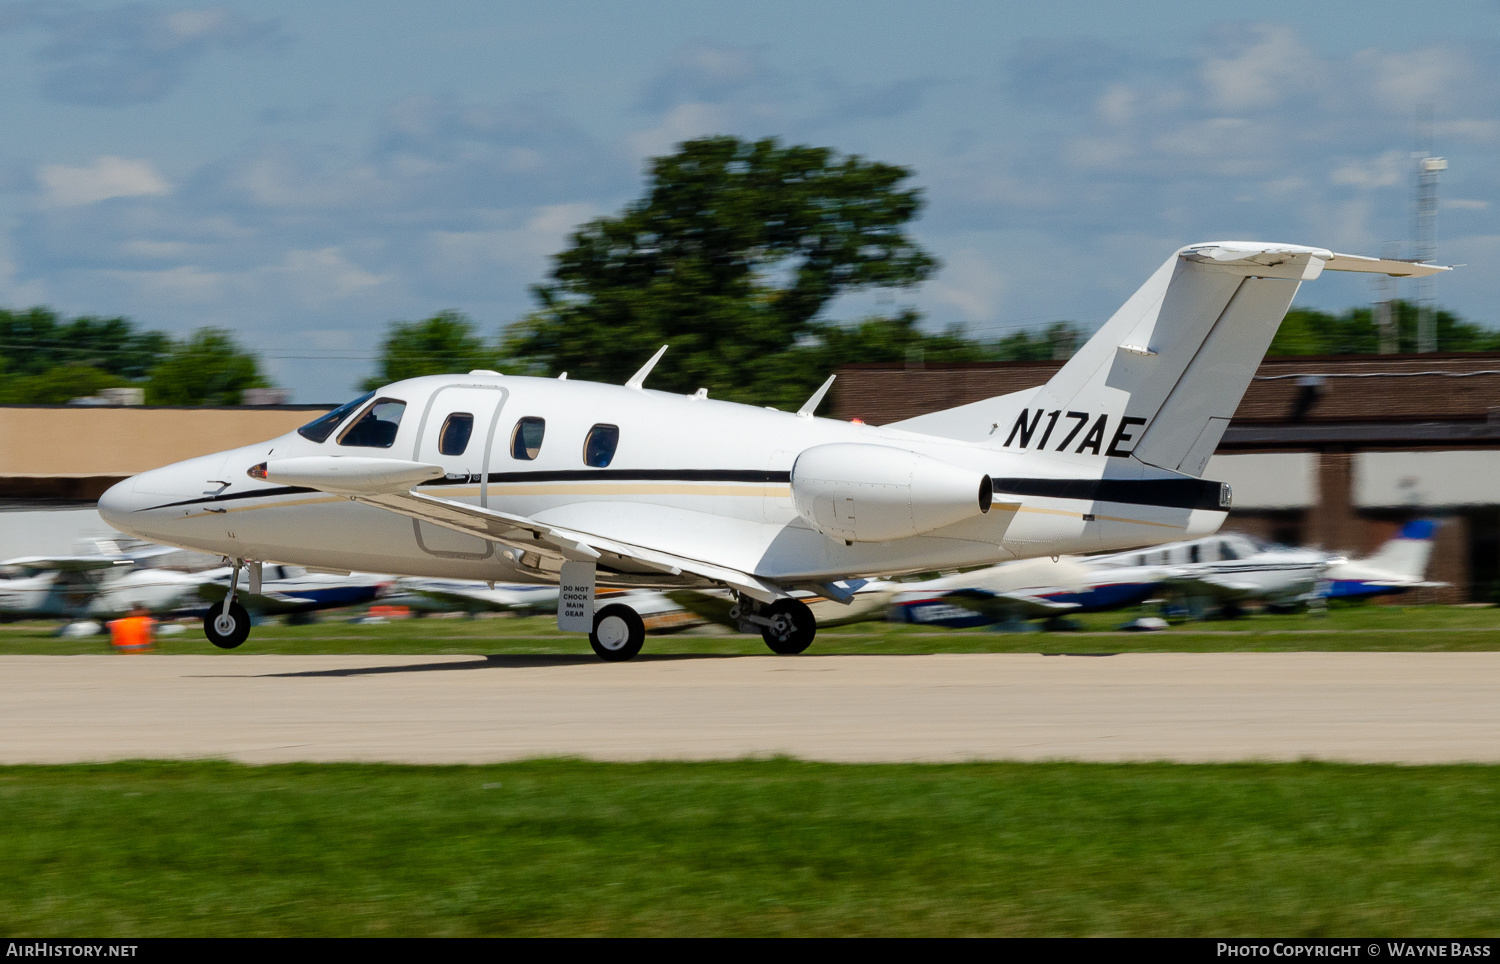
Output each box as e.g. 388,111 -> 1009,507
298,391 -> 375,443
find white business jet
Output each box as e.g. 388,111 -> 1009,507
97,242 -> 1445,660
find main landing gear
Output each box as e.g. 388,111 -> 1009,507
589,603 -> 646,662
732,596 -> 817,655
204,558 -> 252,649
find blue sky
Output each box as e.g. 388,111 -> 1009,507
2,1 -> 1498,400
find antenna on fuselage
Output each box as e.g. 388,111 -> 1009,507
625,345 -> 668,390
796,374 -> 836,417
557,372 -> 567,380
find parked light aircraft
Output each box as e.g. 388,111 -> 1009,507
925,523 -> 1443,626
0,549 -> 203,622
1090,532 -> 1332,612
194,565 -> 391,621
390,578 -> 696,631
97,242 -> 1446,659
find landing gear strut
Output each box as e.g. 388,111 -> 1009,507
204,558 -> 251,649
733,596 -> 817,655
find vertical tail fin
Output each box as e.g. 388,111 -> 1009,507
1362,520 -> 1437,581
891,243 -> 1447,477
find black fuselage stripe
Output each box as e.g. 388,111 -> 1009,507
476,469 -> 791,484
989,477 -> 1225,511
142,485 -> 317,510
139,472 -> 1224,514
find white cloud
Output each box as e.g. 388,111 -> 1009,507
117,264 -> 227,303
1358,46 -> 1472,114
625,102 -> 730,162
424,203 -> 598,281
38,156 -> 170,206
1434,119 -> 1500,142
1329,150 -> 1408,189
926,248 -> 1005,323
269,248 -> 389,300
1200,25 -> 1319,112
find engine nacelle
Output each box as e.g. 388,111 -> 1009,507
790,443 -> 993,543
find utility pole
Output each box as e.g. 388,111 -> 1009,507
1414,110 -> 1445,353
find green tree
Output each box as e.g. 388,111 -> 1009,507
145,329 -> 269,405
0,365 -> 131,404
0,307 -> 171,378
363,311 -> 496,390
985,321 -> 1083,362
1269,301 -> 1500,356
503,136 -> 938,405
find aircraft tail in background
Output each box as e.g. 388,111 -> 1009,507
1321,519 -> 1444,600
890,243 -> 1448,478
1359,520 -> 1438,583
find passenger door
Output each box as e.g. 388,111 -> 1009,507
410,384 -> 508,560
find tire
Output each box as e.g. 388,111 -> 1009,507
589,603 -> 645,662
760,598 -> 816,655
204,601 -> 251,649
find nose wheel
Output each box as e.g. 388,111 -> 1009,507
204,601 -> 251,649
204,557 -> 252,649
589,603 -> 645,661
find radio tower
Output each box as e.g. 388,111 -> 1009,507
1415,111 -> 1446,353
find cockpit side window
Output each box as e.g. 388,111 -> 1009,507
439,413 -> 474,456
1220,540 -> 1240,561
337,398 -> 407,448
510,417 -> 545,460
297,391 -> 375,443
584,424 -> 620,468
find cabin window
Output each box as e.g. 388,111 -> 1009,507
510,417 -> 545,460
584,424 -> 619,467
298,391 -> 374,443
439,413 -> 474,456
337,398 -> 407,448
1189,544 -> 1200,563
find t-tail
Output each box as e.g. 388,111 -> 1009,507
893,242 -> 1448,477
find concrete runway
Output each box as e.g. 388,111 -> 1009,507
3,652 -> 1499,765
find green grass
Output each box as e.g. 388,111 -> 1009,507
6,603 -> 1500,655
0,760 -> 1496,936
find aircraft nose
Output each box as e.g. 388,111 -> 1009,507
97,476 -> 140,531
98,465 -> 186,540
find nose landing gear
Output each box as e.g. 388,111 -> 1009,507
204,558 -> 252,649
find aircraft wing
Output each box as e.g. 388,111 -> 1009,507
1,555 -> 127,572
258,456 -> 782,601
939,588 -> 1080,620
1160,573 -> 1259,599
365,490 -> 784,602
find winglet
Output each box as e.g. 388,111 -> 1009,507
797,374 -> 836,417
625,346 -> 668,390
